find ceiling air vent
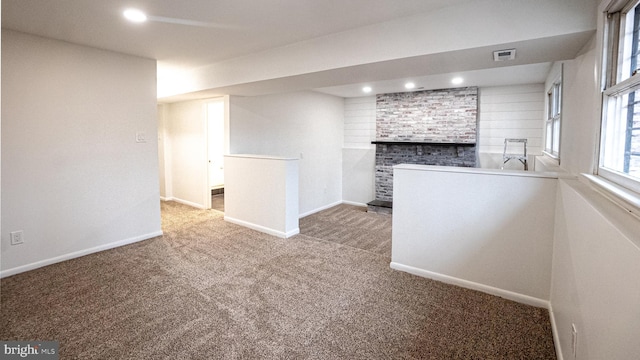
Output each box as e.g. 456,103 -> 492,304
493,49 -> 516,61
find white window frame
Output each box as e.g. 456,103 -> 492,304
599,0 -> 640,195
544,76 -> 562,159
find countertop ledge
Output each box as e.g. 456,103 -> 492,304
393,164 -> 562,179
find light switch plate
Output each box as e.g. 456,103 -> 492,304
136,132 -> 147,143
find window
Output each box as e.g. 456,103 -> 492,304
545,79 -> 562,157
601,0 -> 640,193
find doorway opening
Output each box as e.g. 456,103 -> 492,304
207,99 -> 225,212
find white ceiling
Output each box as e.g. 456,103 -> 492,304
1,0 -> 474,69
2,0 -> 597,99
315,63 -> 555,98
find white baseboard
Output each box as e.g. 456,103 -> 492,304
284,228 -> 300,238
299,200 -> 343,218
0,231 -> 164,278
549,303 -> 564,360
390,262 -> 550,309
341,200 -> 368,207
171,197 -> 207,209
224,216 -> 299,238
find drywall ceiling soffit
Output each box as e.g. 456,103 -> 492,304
3,0 -> 596,73
157,30 -> 594,102
3,0 -> 597,101
313,31 -> 595,97
0,0 -> 475,69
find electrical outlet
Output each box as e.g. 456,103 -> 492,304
571,323 -> 578,358
10,230 -> 24,245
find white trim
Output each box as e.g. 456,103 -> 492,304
544,71 -> 563,158
341,200 -> 368,207
394,164 -> 560,179
389,262 -> 550,309
597,167 -> 640,194
299,200 -> 343,218
160,196 -> 172,202
603,71 -> 640,96
223,215 -> 300,238
541,150 -> 560,162
225,154 -> 298,161
535,154 -> 564,173
0,231 -> 164,278
549,304 -> 564,360
342,145 -> 375,150
581,173 -> 640,219
204,101 -> 211,210
171,197 -> 208,210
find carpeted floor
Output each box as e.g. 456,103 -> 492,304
0,202 -> 556,359
299,204 -> 392,258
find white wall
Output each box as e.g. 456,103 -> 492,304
478,84 -> 545,169
1,12 -> 3,269
342,149 -> 375,205
342,96 -> 376,205
162,99 -> 209,208
341,87 -> 547,203
1,30 -> 162,276
391,165 -> 557,305
229,91 -> 344,216
158,104 -> 169,199
551,179 -> 640,360
557,36 -> 600,176
224,155 -> 299,238
159,96 -> 230,208
545,30 -> 640,359
343,96 -> 376,148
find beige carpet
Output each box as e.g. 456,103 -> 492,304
0,201 -> 556,359
299,204 -> 392,258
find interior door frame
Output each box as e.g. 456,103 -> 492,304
204,96 -> 230,209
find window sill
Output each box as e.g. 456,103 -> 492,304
541,151 -> 559,162
580,174 -> 640,220
535,154 -> 562,172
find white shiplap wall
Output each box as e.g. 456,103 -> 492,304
341,85 -> 546,201
478,84 -> 545,155
344,96 -> 376,148
343,87 -> 544,152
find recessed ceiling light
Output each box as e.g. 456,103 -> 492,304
405,82 -> 416,89
451,77 -> 464,85
362,86 -> 372,93
124,9 -> 148,23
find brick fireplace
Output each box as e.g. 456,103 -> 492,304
369,87 -> 478,212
